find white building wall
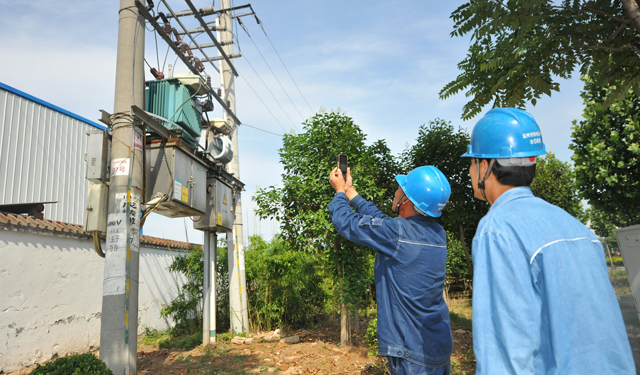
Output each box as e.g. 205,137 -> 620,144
0,83 -> 105,225
0,230 -> 186,373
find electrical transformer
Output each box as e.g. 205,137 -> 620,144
145,143 -> 207,217
145,78 -> 202,147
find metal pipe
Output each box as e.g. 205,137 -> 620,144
203,230 -> 211,346
93,231 -> 105,258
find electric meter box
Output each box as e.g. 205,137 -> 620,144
146,144 -> 207,217
85,130 -> 110,184
193,177 -> 234,232
615,225 -> 640,323
84,183 -> 109,232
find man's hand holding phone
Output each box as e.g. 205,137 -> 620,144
330,154 -> 358,200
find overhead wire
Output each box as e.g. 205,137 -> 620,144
236,22 -> 299,131
242,123 -> 283,137
152,1 -> 172,73
258,22 -> 314,114
153,17 -> 161,71
240,73 -> 288,133
224,7 -> 291,134
238,20 -> 306,122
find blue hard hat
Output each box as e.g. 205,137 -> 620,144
462,108 -> 547,159
395,166 -> 451,218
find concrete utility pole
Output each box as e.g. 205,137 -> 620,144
100,0 -> 145,373
219,0 -> 249,334
202,231 -> 217,345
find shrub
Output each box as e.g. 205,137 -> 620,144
610,255 -> 624,267
446,232 -> 470,284
161,242 -> 231,337
366,318 -> 378,356
30,353 -> 113,375
161,246 -> 204,336
245,235 -> 326,330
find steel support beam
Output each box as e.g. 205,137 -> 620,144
184,0 -> 239,77
177,26 -> 225,35
135,0 -> 241,125
189,40 -> 233,49
202,52 -> 242,62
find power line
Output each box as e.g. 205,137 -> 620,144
238,19 -> 306,122
236,23 -> 300,132
239,73 -> 289,133
242,123 -> 283,137
225,10 -> 289,136
258,22 -> 314,114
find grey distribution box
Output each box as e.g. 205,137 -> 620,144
193,177 -> 234,232
615,225 -> 640,323
85,130 -> 110,184
146,144 -> 207,217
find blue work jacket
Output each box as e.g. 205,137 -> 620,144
472,187 -> 635,374
329,193 -> 452,368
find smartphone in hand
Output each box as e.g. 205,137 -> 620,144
337,154 -> 348,181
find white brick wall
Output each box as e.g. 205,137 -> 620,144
0,230 -> 186,373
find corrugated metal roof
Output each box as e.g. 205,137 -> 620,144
0,82 -> 105,130
0,212 -> 196,251
0,83 -> 104,225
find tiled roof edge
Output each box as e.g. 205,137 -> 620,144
0,213 -> 200,251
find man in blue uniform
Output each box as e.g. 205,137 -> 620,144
328,164 -> 453,375
463,108 -> 635,374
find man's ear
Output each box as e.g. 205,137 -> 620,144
478,159 -> 488,178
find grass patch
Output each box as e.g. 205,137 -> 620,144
215,331 -> 247,343
448,297 -> 472,327
217,332 -> 232,342
449,311 -> 472,326
141,328 -> 171,347
159,332 -> 202,350
610,269 -> 631,297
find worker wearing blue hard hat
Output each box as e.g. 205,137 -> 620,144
464,108 -> 634,374
328,164 -> 452,375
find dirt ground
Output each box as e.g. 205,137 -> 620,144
8,322 -> 475,375
13,295 -> 640,374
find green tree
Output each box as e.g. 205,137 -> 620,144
570,76 -> 640,227
402,119 -> 488,277
253,110 -> 398,345
441,0 -> 640,119
586,206 -> 621,267
445,231 -> 470,285
530,152 -> 585,221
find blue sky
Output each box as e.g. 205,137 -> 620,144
0,0 -> 585,244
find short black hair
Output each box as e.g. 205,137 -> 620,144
479,158 -> 536,187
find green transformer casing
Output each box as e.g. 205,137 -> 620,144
145,79 -> 202,146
